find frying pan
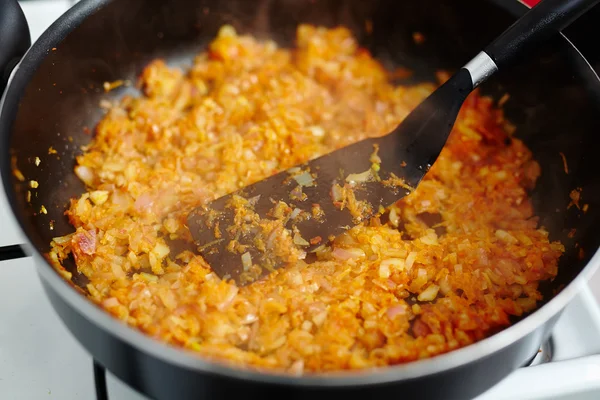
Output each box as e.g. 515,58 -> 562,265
1,0 -> 600,399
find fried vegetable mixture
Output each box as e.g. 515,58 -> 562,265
49,25 -> 564,374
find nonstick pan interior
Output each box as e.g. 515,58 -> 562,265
4,0 -> 600,306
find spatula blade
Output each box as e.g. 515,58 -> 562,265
187,69 -> 473,286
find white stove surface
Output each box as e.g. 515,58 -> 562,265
1,1 -> 600,399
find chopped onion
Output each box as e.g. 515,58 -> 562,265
89,190 -> 109,205
288,360 -> 305,376
102,297 -> 120,308
439,275 -> 452,295
73,230 -> 97,255
266,229 -> 279,250
331,183 -> 344,202
484,293 -> 496,307
241,313 -> 258,325
52,233 -> 74,245
309,244 -> 327,254
514,275 -> 527,285
293,171 -> 314,187
290,208 -> 302,220
405,251 -> 417,270
420,232 -> 438,245
134,193 -> 154,212
287,270 -> 304,286
495,229 -> 518,244
111,190 -> 131,209
75,165 -> 95,186
312,311 -> 328,326
159,290 -> 177,310
293,233 -> 310,247
308,125 -> 325,137
370,152 -> 382,164
111,263 -> 126,279
389,207 -> 400,227
217,285 -> 239,311
517,297 -> 537,312
247,195 -> 261,206
418,284 -> 440,302
241,252 -> 252,271
139,272 -> 158,282
151,242 -> 170,260
290,185 -> 304,200
378,263 -> 391,279
263,160 -> 278,172
380,258 -> 405,271
346,169 -> 372,184
386,305 -> 407,319
477,248 -> 490,266
301,320 -> 313,331
332,247 -> 365,261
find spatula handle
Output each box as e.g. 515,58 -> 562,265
485,0 -> 598,69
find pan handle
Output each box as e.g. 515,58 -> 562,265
0,0 -> 31,94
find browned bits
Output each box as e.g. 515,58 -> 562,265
13,169 -> 25,182
435,70 -> 451,85
365,20 -> 373,34
47,25 -> 563,374
412,32 -> 425,44
11,156 -> 25,181
310,236 -> 322,245
103,80 -> 125,92
498,93 -> 510,107
214,221 -> 222,239
559,152 -> 569,174
311,204 -> 325,221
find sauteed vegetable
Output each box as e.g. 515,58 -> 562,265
48,25 -> 563,374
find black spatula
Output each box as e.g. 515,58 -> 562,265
187,0 -> 598,286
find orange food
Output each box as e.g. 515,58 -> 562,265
48,25 -> 564,374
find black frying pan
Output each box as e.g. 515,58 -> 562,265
1,0 -> 600,399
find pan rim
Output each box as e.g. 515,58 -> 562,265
2,0 -> 600,387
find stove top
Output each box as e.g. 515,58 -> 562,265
2,1 -> 600,399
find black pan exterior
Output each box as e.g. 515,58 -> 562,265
1,0 -> 600,399
0,0 -> 31,92
40,271 -> 559,400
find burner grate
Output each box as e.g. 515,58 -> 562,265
94,361 -> 109,400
